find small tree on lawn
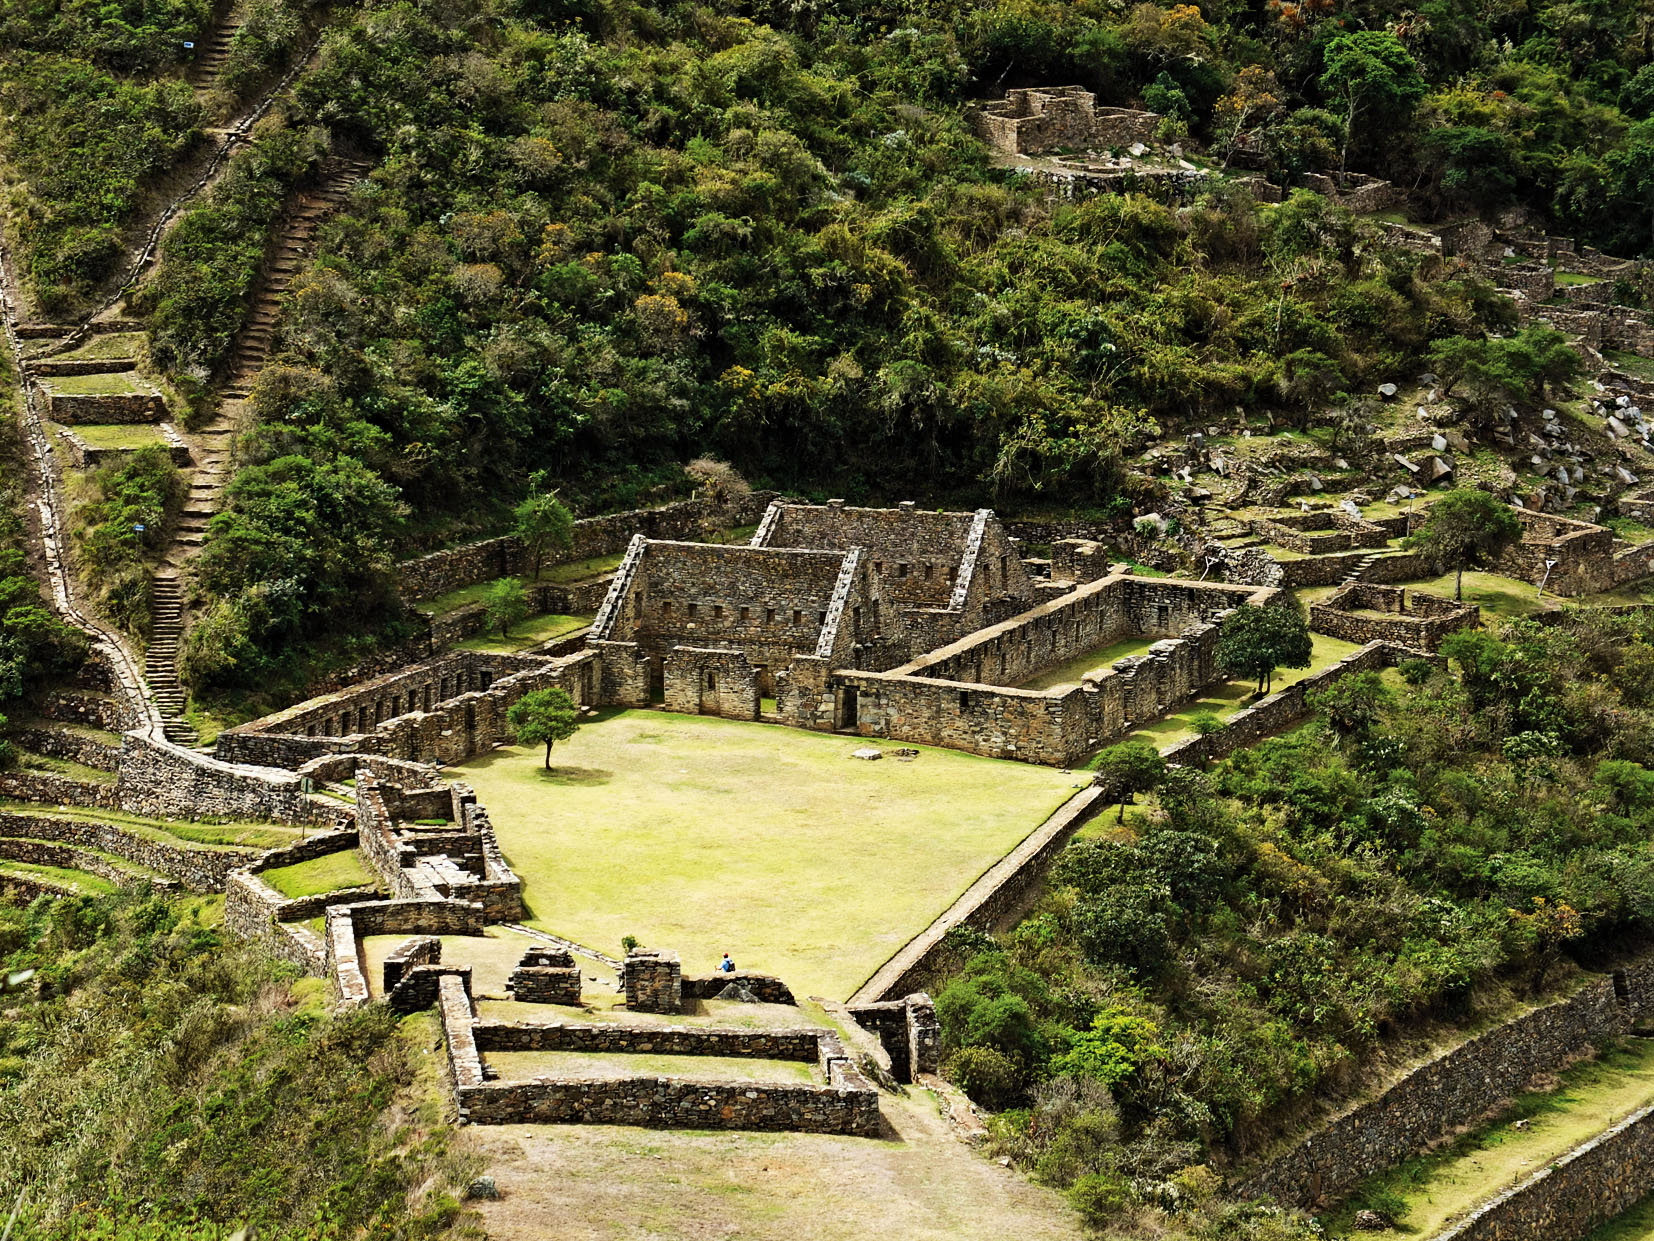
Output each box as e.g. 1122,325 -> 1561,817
1216,604 -> 1313,695
1404,489 -> 1522,601
483,577 -> 529,638
508,687 -> 580,769
1094,741 -> 1167,824
514,474 -> 574,581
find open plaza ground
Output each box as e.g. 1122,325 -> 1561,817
456,709 -> 1082,1000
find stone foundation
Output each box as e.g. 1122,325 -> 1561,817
1309,584 -> 1478,651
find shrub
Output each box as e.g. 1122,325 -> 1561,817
944,1046 -> 1023,1111
1068,1171 -> 1134,1226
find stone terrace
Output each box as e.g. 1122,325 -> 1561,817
1309,583 -> 1477,652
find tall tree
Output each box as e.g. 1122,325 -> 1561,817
1319,31 -> 1427,176
1093,741 -> 1168,824
507,687 -> 581,769
514,475 -> 574,581
1404,489 -> 1522,600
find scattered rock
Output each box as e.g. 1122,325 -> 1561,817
1428,457 -> 1453,481
891,747 -> 920,761
716,982 -> 761,1003
1513,1118 -> 1531,1131
466,1177 -> 501,1201
1378,382 -> 1398,398
1431,434 -> 1448,451
1353,1209 -> 1388,1231
1619,466 -> 1641,485
1395,455 -> 1419,473
850,748 -> 883,761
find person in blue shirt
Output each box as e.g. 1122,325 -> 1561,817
719,952 -> 735,973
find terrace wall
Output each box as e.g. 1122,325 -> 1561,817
0,811 -> 249,891
1308,584 -> 1478,651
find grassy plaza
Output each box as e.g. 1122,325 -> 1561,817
456,709 -> 1082,999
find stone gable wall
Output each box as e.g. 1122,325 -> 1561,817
663,646 -> 761,720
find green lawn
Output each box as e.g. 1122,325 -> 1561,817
1555,270 -> 1604,286
484,1048 -> 818,1084
56,332 -> 145,361
40,371 -> 155,395
455,710 -> 1082,1000
260,848 -> 377,899
16,749 -> 116,784
0,861 -> 117,895
1586,1192 -> 1654,1240
68,423 -> 165,450
455,612 -> 590,653
1328,1039 -> 1654,1237
1412,569 -> 1556,618
1018,635 -> 1161,691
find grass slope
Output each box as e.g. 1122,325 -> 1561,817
260,848 -> 376,899
456,710 -> 1080,1000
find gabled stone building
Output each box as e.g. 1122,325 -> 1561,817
751,500 -> 1036,654
588,537 -> 900,719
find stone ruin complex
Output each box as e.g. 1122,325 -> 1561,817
218,500 -> 1289,769
1309,584 -> 1478,652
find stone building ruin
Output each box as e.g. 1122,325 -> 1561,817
973,86 -> 1161,155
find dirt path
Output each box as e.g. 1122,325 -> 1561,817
468,1087 -> 1084,1241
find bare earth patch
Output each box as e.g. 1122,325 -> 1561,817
469,1088 -> 1085,1241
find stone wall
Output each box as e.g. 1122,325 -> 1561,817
1299,172 -> 1400,212
1433,1103 -> 1654,1241
44,391 -> 166,424
973,87 -> 1159,155
1250,510 -> 1388,556
474,1020 -> 823,1061
0,835 -> 171,890
455,1068 -> 882,1135
326,897 -> 489,1006
681,972 -> 797,1005
1237,968 -> 1636,1206
397,493 -> 779,601
1498,510 -> 1618,596
116,732 -> 333,825
507,945 -> 582,1005
383,935 -> 441,992
1308,584 -> 1478,651
624,949 -> 682,1013
216,649 -> 600,770
0,811 -> 250,891
847,994 -> 940,1083
1161,642 -> 1391,769
14,726 -> 120,771
0,768 -> 119,810
55,425 -> 191,471
663,646 -> 761,720
38,690 -> 135,732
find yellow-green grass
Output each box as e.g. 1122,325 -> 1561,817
0,800 -> 298,849
455,613 -> 590,653
1017,635 -> 1160,691
1555,271 -> 1605,286
39,371 -> 155,396
53,332 -> 146,361
66,423 -> 164,450
455,710 -> 1081,999
1094,632 -> 1366,755
0,860 -> 117,894
260,848 -> 376,899
1329,1039 -> 1654,1237
360,927 -> 547,998
16,748 -> 116,784
485,1048 -> 818,1083
1607,350 -> 1654,382
1412,569 -> 1557,618
15,719 -> 121,746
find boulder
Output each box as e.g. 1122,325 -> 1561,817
1378,382 -> 1398,398
850,748 -> 883,761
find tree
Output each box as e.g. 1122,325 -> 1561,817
483,577 -> 529,638
1216,605 -> 1313,694
1213,66 -> 1282,168
514,477 -> 573,581
1404,489 -> 1522,600
1093,740 -> 1167,823
507,687 -> 580,769
1319,32 -> 1427,176
1306,670 -> 1392,750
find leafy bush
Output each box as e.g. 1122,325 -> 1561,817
944,1046 -> 1023,1111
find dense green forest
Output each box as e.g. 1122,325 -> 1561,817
935,609 -> 1654,1236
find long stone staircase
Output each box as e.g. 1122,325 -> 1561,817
144,157 -> 372,745
188,7 -> 241,91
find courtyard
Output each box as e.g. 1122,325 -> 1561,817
456,709 -> 1082,999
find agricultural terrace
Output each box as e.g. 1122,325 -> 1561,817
457,709 -> 1082,999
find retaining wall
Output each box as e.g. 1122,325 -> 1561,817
0,835 -> 168,890
116,733 -> 335,825
0,811 -> 250,891
474,1021 -> 823,1061
1238,968 -> 1641,1206
13,726 -> 120,771
0,769 -> 119,809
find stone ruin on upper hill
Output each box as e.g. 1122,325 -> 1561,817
971,86 -> 1161,155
